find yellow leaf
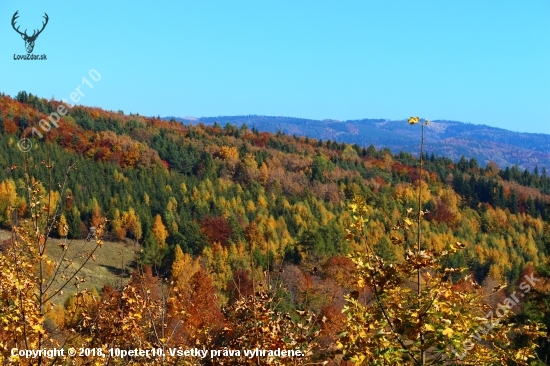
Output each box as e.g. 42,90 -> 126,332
442,327 -> 454,337
408,116 -> 420,125
32,324 -> 45,334
404,218 -> 413,226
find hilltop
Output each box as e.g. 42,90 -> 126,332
165,115 -> 550,171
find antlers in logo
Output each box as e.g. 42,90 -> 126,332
12,11 -> 49,54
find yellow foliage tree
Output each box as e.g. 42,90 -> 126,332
0,179 -> 17,224
218,145 -> 239,160
151,214 -> 168,249
202,242 -> 232,294
258,162 -> 269,185
42,190 -> 60,217
57,213 -> 69,237
171,245 -> 200,290
245,222 -> 264,250
342,145 -> 359,161
0,237 -> 43,362
121,207 -> 142,240
163,197 -> 179,234
111,208 -> 126,240
90,199 -> 103,227
394,180 -> 432,206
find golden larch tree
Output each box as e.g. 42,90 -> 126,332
151,214 -> 169,248
57,213 -> 69,237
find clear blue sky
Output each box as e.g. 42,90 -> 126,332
1,1 -> 549,134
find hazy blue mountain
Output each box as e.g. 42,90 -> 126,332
162,115 -> 550,170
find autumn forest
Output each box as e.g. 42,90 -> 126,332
1,92 -> 550,365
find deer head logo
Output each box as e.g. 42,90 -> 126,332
12,11 -> 49,54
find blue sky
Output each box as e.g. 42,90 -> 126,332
1,1 -> 548,134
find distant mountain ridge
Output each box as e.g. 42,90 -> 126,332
163,115 -> 550,170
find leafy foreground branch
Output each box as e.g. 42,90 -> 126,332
338,195 -> 545,365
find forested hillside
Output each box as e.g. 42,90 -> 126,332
1,92 -> 550,364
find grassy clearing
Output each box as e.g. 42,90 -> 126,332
0,229 -> 136,306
